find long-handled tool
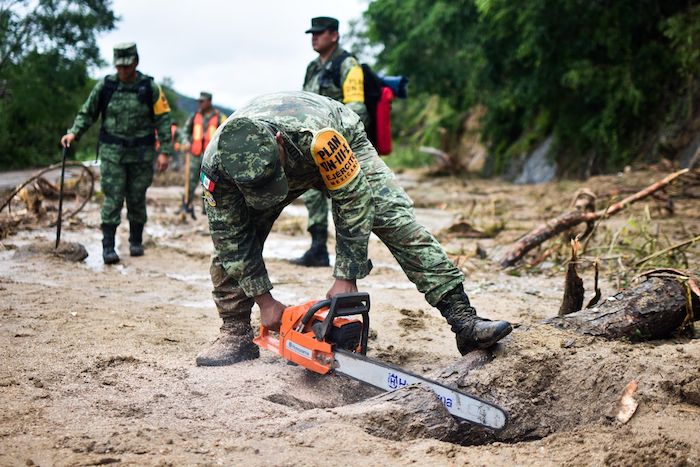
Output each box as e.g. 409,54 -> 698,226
254,292 -> 508,430
178,153 -> 195,220
55,147 -> 68,249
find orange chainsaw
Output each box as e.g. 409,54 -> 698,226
253,292 -> 508,430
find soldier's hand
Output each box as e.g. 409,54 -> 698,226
255,292 -> 286,331
156,153 -> 169,172
60,133 -> 75,148
326,279 -> 358,298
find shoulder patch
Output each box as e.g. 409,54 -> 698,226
342,65 -> 364,104
153,85 -> 171,115
311,128 -> 360,190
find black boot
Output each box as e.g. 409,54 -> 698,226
101,223 -> 120,265
436,284 -> 512,355
290,226 -> 330,267
195,320 -> 260,366
128,221 -> 144,257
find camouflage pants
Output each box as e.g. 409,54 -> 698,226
210,133 -> 464,322
100,159 -> 154,225
186,153 -> 203,206
302,188 -> 329,231
210,202 -> 286,321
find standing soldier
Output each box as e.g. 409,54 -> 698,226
291,16 -> 367,267
181,92 -> 226,219
194,91 -> 512,366
60,42 -> 173,264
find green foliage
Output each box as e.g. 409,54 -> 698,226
0,51 -> 96,168
0,0 -> 116,169
663,4 -> 700,118
382,145 -> 434,169
0,0 -> 116,68
364,0 -> 697,174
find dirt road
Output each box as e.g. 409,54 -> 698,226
1,170 -> 698,466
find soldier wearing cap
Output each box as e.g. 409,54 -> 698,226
195,91 -> 512,366
181,91 -> 226,219
61,42 -> 173,264
290,16 -> 369,268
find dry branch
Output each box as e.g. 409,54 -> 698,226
499,169 -> 690,268
0,161 -> 95,220
635,234 -> 700,267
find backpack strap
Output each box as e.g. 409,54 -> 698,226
329,50 -> 352,88
138,76 -> 154,121
97,74 -> 155,122
97,75 -> 119,121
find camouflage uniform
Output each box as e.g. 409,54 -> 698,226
68,65 -> 173,227
202,92 -> 463,317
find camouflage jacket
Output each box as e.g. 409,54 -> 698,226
203,91 -> 377,298
68,71 -> 174,162
303,46 -> 368,127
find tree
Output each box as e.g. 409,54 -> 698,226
0,0 -> 117,169
363,0 -> 698,175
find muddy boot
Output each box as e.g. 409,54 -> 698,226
195,320 -> 260,366
437,285 -> 512,355
101,223 -> 120,265
290,226 -> 330,267
128,221 -> 144,257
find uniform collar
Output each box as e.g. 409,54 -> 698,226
314,45 -> 346,67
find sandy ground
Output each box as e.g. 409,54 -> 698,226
0,168 -> 698,466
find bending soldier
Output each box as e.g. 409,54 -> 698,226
61,42 -> 173,264
195,91 -> 512,366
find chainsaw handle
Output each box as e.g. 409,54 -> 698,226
300,299 -> 332,328
320,292 -> 371,354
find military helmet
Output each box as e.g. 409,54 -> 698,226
305,16 -> 339,33
218,118 -> 288,210
113,42 -> 138,66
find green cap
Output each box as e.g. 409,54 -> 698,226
113,42 -> 138,66
199,91 -> 213,101
305,16 -> 339,34
219,118 -> 288,210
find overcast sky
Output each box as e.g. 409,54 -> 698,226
94,0 -> 369,110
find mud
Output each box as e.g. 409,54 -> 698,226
0,169 -> 699,466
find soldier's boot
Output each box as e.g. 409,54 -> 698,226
437,284 -> 512,355
128,221 -> 145,257
195,320 -> 260,366
101,223 -> 120,265
290,226 -> 330,267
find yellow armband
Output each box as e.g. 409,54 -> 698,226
342,65 -> 365,104
311,128 -> 360,190
153,85 -> 171,115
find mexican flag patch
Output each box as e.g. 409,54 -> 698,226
200,172 -> 216,192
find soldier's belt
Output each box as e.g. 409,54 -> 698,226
99,129 -> 156,148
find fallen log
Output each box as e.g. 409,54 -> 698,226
548,270 -> 699,340
499,169 -> 690,268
